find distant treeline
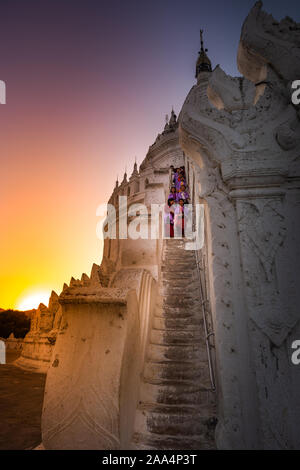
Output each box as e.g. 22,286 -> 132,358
0,310 -> 31,338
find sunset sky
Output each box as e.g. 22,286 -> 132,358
0,0 -> 299,309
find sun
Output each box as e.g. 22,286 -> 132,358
16,288 -> 52,311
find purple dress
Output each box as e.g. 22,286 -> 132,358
164,204 -> 175,225
175,177 -> 187,191
168,191 -> 177,201
176,190 -> 189,202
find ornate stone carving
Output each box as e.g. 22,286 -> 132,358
236,196 -> 298,346
238,198 -> 286,283
238,1 -> 300,85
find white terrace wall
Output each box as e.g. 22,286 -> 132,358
41,115 -> 185,449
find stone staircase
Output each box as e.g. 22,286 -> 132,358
132,238 -> 217,450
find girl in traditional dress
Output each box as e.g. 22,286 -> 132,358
175,174 -> 185,191
164,198 -> 175,238
174,198 -> 185,238
177,183 -> 189,203
173,168 -> 180,185
168,186 -> 177,201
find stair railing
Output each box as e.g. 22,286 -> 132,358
187,156 -> 216,392
195,248 -> 216,392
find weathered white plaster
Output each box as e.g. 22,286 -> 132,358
179,1 -> 300,449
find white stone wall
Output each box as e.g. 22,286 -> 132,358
179,3 -> 300,449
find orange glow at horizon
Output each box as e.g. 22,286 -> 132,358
0,123 -> 107,309
16,288 -> 53,311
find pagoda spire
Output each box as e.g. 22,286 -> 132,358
195,29 -> 212,79
169,107 -> 177,127
131,157 -> 139,178
122,167 -> 127,183
200,29 -> 204,50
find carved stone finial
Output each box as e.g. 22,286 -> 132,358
195,29 -> 212,78
122,169 -> 127,183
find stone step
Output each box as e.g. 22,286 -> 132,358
132,431 -> 215,450
160,294 -> 201,304
163,244 -> 194,252
161,275 -> 198,283
156,306 -> 200,318
159,286 -> 200,297
162,257 -> 195,265
164,248 -> 194,253
163,297 -> 200,308
152,316 -> 203,330
162,269 -> 195,276
161,271 -> 193,280
163,252 -> 195,261
139,380 -> 215,407
144,361 -> 208,382
143,376 -> 212,389
162,260 -> 195,270
163,250 -> 194,257
161,283 -> 198,292
147,342 -> 207,363
165,239 -> 186,247
164,243 -> 193,249
162,276 -> 198,285
134,404 -> 216,437
150,328 -> 203,345
162,258 -> 197,264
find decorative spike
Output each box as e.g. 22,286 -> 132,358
200,29 -> 204,51
81,273 -> 90,285
90,263 -> 100,281
132,158 -> 138,176
48,291 -> 59,312
38,302 -> 48,310
169,107 -> 177,126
